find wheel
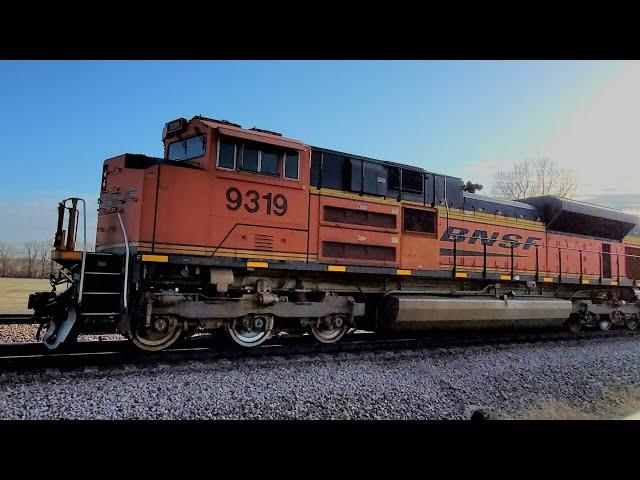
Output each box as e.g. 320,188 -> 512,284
598,315 -> 612,331
131,316 -> 183,352
626,315 -> 639,331
310,315 -> 349,344
226,315 -> 274,348
565,314 -> 582,333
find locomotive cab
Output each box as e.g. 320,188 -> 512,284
97,116 -> 310,259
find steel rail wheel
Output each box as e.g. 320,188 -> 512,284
227,315 -> 274,348
598,315 -> 613,331
310,314 -> 349,344
132,316 -> 183,352
565,314 -> 582,333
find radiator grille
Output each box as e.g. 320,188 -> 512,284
254,234 -> 274,251
323,205 -> 396,229
322,241 -> 395,261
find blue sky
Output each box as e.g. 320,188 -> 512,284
0,60 -> 638,244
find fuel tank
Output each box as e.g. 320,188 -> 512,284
381,294 -> 573,331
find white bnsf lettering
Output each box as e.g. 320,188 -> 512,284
440,226 -> 541,250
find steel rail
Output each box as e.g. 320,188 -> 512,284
1,328 -> 639,373
0,313 -> 34,325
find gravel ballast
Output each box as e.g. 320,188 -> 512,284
0,324 -> 38,343
1,335 -> 639,419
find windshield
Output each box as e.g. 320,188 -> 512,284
167,134 -> 206,161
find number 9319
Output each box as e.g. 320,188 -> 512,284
225,187 -> 288,216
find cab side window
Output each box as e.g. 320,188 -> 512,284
218,140 -> 236,169
260,150 -> 279,176
217,136 -> 300,180
240,145 -> 260,172
284,152 -> 299,180
168,134 -> 207,162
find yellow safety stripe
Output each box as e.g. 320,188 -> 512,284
141,254 -> 169,263
246,261 -> 268,268
327,265 -> 347,272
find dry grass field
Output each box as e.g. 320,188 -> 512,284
0,277 -> 119,343
0,278 -> 51,312
502,387 -> 640,420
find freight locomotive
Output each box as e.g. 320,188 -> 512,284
27,116 -> 640,351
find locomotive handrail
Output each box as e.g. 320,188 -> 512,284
448,233 -> 640,284
116,211 -> 129,309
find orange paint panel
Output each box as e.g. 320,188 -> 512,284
401,235 -> 440,270
96,155 -> 146,248
155,166 -> 211,248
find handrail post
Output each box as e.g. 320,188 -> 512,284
617,251 -> 621,284
483,240 -> 487,279
579,249 -> 583,284
599,250 -> 602,285
558,247 -> 562,283
535,244 -> 539,282
116,211 -> 129,310
510,242 -> 514,278
452,235 -> 457,277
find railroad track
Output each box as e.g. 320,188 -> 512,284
0,313 -> 34,324
1,327 -> 639,373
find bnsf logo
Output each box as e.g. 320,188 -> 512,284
441,226 -> 542,250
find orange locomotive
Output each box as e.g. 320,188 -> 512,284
28,116 -> 640,351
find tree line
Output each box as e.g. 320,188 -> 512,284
0,240 -> 54,278
0,240 -> 95,278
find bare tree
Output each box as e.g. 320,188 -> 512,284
0,242 -> 17,277
492,157 -> 577,200
23,241 -> 40,278
36,239 -> 52,278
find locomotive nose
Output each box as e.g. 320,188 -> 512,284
96,156 -> 143,253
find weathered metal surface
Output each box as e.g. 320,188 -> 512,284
152,294 -> 365,321
383,295 -> 573,331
